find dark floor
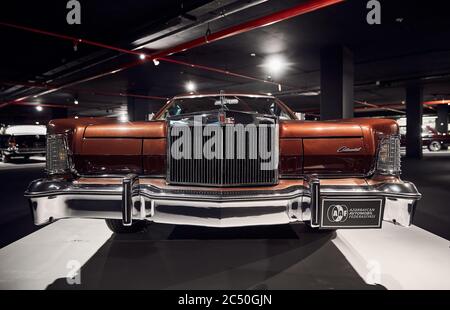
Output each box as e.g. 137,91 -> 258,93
46,224 -> 383,290
0,159 -> 45,249
403,153 -> 450,240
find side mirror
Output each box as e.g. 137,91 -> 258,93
148,113 -> 155,121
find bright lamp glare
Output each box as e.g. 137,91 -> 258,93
36,106 -> 43,112
185,81 -> 196,92
119,113 -> 129,122
263,55 -> 288,76
139,54 -> 146,60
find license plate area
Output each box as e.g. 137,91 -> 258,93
320,196 -> 384,229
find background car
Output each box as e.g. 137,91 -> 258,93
0,125 -> 46,162
400,125 -> 450,152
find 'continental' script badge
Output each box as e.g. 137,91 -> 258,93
337,146 -> 362,153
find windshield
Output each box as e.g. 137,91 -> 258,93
157,96 -> 293,120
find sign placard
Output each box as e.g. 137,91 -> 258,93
320,197 -> 384,229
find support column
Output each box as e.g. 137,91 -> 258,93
405,84 -> 423,159
320,45 -> 354,120
127,97 -> 150,122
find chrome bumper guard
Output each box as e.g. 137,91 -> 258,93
25,175 -> 421,228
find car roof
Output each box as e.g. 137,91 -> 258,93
4,125 -> 47,136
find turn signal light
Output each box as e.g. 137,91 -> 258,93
46,134 -> 72,175
376,135 -> 401,176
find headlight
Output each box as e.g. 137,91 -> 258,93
46,134 -> 72,175
376,135 -> 401,175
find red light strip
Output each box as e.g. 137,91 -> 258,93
0,81 -> 169,101
0,0 -> 344,109
424,100 -> 450,105
151,0 -> 344,58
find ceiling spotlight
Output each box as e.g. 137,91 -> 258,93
74,100 -> 79,105
263,55 -> 289,76
36,106 -> 43,112
185,81 -> 196,93
250,53 -> 256,57
35,122 -> 40,125
153,59 -> 160,66
299,91 -> 321,96
74,116 -> 79,119
139,53 -> 146,60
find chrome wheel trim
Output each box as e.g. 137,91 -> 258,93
429,141 -> 441,152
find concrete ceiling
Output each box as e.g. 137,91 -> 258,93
1,0 -> 450,123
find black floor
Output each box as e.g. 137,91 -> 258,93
403,153 -> 450,240
0,160 -> 45,249
46,224 -> 383,290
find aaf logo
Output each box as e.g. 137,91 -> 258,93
327,204 -> 349,223
366,0 -> 381,25
66,0 -> 81,25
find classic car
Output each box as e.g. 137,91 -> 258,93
400,125 -> 450,152
1,125 -> 46,162
25,94 -> 421,233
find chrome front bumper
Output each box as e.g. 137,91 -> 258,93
3,148 -> 46,156
25,176 -> 421,228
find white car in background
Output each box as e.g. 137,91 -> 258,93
0,125 -> 46,163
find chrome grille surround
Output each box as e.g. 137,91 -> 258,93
167,113 -> 279,187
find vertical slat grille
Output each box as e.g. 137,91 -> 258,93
168,124 -> 278,186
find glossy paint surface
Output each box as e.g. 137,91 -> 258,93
48,100 -> 399,178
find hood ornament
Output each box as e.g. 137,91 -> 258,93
337,146 -> 362,153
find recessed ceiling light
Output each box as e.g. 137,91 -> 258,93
299,91 -> 320,96
36,106 -> 43,112
139,53 -> 146,60
35,122 -> 40,125
153,59 -> 160,66
263,55 -> 289,76
185,81 -> 196,92
74,100 -> 79,105
250,53 -> 256,57
74,116 -> 79,119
